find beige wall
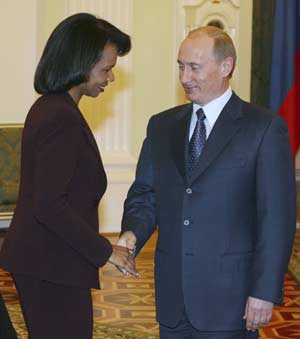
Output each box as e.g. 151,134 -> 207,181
36,0 -> 65,55
237,0 -> 253,101
0,1 -> 38,122
0,1 -> 265,230
131,0 -> 175,156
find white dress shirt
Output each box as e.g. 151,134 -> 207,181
189,87 -> 233,141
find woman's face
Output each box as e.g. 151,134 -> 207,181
80,43 -> 118,98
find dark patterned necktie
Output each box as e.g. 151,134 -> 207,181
188,108 -> 206,173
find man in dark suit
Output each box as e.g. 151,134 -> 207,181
118,26 -> 296,338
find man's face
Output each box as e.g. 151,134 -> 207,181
177,35 -> 230,105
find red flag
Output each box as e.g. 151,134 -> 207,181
269,1 -> 300,160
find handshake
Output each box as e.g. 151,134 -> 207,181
108,231 -> 141,277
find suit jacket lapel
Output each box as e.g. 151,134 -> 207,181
81,121 -> 103,163
189,93 -> 245,184
64,93 -> 103,167
171,104 -> 193,181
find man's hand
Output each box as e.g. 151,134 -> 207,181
108,245 -> 140,277
243,296 -> 274,331
117,231 -> 137,253
116,231 -> 140,276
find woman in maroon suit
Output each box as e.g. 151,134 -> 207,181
0,13 -> 138,339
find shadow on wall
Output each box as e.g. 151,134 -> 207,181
79,66 -> 130,132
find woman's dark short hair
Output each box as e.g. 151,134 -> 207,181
34,13 -> 131,94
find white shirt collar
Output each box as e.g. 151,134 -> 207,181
192,87 -> 233,129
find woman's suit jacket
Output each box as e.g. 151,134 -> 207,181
0,93 -> 112,288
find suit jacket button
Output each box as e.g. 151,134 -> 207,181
186,188 -> 192,194
185,251 -> 194,256
183,219 -> 190,226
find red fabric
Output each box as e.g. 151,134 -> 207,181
278,49 -> 300,159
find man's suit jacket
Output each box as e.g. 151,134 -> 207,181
0,93 -> 112,288
122,92 -> 296,330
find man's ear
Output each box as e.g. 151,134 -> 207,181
220,57 -> 234,77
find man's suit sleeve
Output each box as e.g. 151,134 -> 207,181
32,113 -> 112,269
251,115 -> 296,304
122,117 -> 157,254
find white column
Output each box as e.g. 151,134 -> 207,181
64,0 -> 135,232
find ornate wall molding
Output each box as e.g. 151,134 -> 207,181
183,0 -> 239,7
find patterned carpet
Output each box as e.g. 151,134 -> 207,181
0,235 -> 159,339
288,226 -> 300,284
0,231 -> 300,338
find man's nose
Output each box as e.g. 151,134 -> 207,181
180,67 -> 191,83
